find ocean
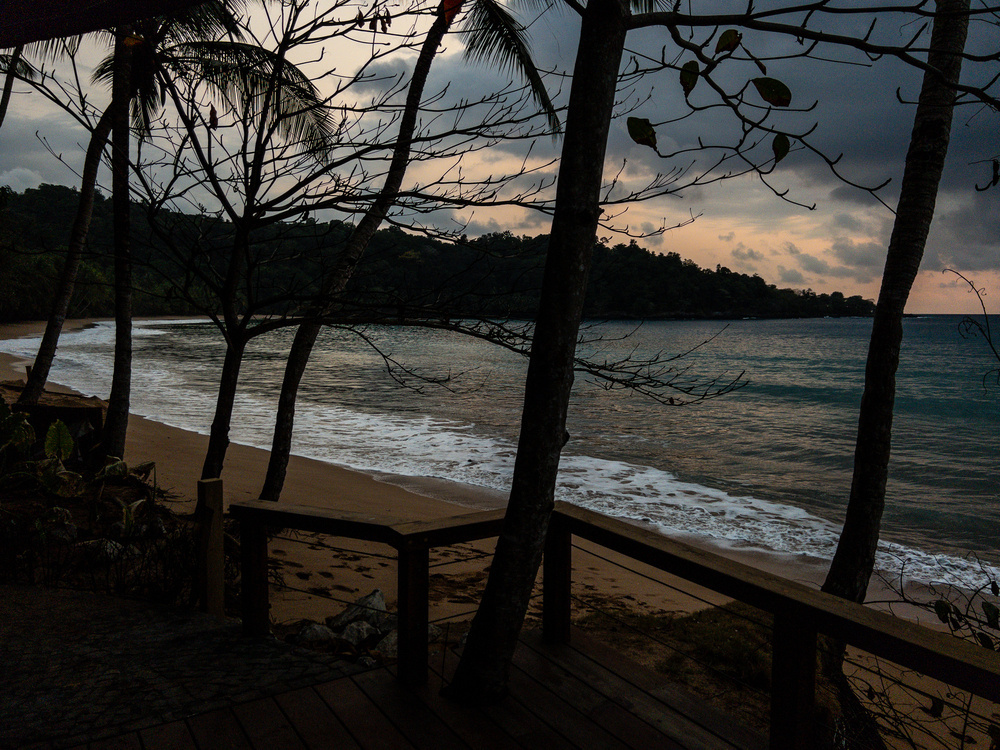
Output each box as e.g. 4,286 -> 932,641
3,315 -> 997,588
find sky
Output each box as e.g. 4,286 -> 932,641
1,1 -> 997,314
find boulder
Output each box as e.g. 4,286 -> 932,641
296,622 -> 337,645
339,620 -> 380,648
326,589 -> 396,633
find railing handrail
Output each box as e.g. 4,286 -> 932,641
229,500 -> 506,549
551,501 -> 1000,703
229,497 -> 999,748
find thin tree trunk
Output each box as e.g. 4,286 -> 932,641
444,0 -> 628,703
103,30 -> 133,459
822,0 -> 969,604
0,45 -> 24,130
258,6 -> 455,501
201,337 -> 246,479
18,107 -> 113,405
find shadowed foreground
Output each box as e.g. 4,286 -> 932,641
2,584 -> 763,750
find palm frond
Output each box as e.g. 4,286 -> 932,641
629,0 -> 672,12
171,40 -> 339,162
1,49 -> 37,82
461,0 -> 560,132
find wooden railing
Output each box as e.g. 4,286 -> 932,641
229,499 -> 1000,750
228,500 -> 505,686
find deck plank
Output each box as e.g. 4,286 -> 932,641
350,668 -> 469,750
315,673 -> 417,750
510,642 -> 685,750
86,734 -> 143,750
185,707 -> 253,750
393,663 -> 524,750
137,719 -> 199,749
521,629 -> 766,750
438,647 -> 578,750
273,686 -> 362,750
231,696 -> 307,750
504,650 -> 633,750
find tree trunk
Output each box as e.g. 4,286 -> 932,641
103,30 -> 133,459
822,0 -> 969,604
444,0 -> 628,703
258,6 -> 455,501
0,45 -> 24,130
18,106 -> 114,406
201,337 -> 246,479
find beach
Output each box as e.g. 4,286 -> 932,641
0,318 -> 739,629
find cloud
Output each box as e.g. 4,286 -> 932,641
798,253 -> 831,275
718,231 -> 735,242
0,168 -> 43,192
729,242 -> 763,271
829,238 -> 885,272
778,266 -> 805,284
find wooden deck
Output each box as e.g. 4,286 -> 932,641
80,629 -> 766,750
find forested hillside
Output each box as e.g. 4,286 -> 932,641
0,184 -> 875,322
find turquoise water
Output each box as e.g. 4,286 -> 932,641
3,315 -> 996,584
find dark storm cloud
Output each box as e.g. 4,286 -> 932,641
778,266 -> 804,284
926,188 -> 1000,273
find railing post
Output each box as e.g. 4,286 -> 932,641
396,541 -> 430,686
770,608 -> 817,750
196,478 -> 225,619
240,517 -> 270,638
543,512 -> 572,644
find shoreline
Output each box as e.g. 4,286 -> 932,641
0,318 -> 946,630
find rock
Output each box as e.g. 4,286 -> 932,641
326,589 -> 396,633
373,630 -> 397,659
339,620 -> 380,648
296,622 -> 337,645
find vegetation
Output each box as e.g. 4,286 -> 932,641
0,184 -> 874,323
0,386 -> 196,603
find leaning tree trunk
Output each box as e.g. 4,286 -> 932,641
201,336 -> 247,479
103,29 -> 134,459
258,4 -> 456,501
18,106 -> 114,406
0,45 -> 24,130
822,0 -> 969,605
444,0 -> 628,703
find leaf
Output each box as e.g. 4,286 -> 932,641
44,420 -> 74,462
680,60 -> 699,97
991,580 -> 998,597
715,29 -> 742,55
933,599 -> 952,624
626,117 -> 658,150
976,631 -> 995,650
442,0 -> 464,25
96,458 -> 128,481
752,77 -> 792,107
772,133 -> 790,164
983,601 -> 999,630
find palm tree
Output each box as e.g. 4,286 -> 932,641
17,2 -> 246,409
0,46 -> 26,130
17,0 -> 334,459
257,0 -> 558,499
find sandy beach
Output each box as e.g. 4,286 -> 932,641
0,318 -> 743,629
